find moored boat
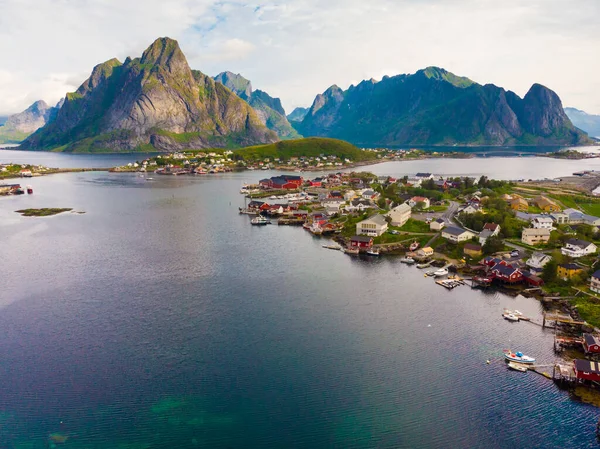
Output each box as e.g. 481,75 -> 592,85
400,256 -> 415,264
343,247 -> 359,255
416,262 -> 431,269
26,185 -> 33,194
322,244 -> 341,250
507,362 -> 528,372
502,313 -> 519,322
433,268 -> 448,277
251,216 -> 271,225
409,241 -> 419,251
503,350 -> 535,364
366,248 -> 380,256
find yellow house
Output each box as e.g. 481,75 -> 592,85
535,196 -> 561,212
557,263 -> 583,280
511,198 -> 528,211
464,243 -> 483,258
417,247 -> 434,257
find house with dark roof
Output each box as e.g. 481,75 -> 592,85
557,263 -> 584,280
415,173 -> 434,179
590,270 -> 600,293
490,263 -> 523,283
574,359 -> 600,382
350,235 -> 374,249
583,334 -> 600,354
430,218 -> 445,231
441,226 -> 474,243
562,238 -> 598,258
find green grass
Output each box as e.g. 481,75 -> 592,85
571,295 -> 600,328
396,218 -> 431,233
234,138 -> 375,163
427,204 -> 448,212
15,208 -> 72,217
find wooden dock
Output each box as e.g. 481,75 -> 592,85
542,312 -> 587,329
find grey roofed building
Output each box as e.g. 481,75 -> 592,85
444,226 -> 468,236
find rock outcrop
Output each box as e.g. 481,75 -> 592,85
298,67 -> 591,146
22,38 -> 277,152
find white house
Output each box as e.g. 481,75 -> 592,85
405,177 -> 422,187
356,214 -> 389,237
591,269 -> 600,294
531,217 -> 554,230
430,218 -> 445,231
561,238 -> 598,258
415,172 -> 434,180
387,203 -> 412,227
343,190 -> 356,201
361,189 -> 379,200
526,252 -> 552,271
442,226 -> 475,243
460,204 -> 481,215
408,196 -> 430,209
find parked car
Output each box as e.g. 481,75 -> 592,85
510,250 -> 519,257
389,230 -> 400,235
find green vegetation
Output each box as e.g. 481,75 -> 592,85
397,218 -> 431,234
233,138 -> 375,163
0,128 -> 30,144
15,208 -> 72,217
572,296 -> 600,328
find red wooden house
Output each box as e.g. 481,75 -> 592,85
583,334 -> 600,354
350,235 -> 373,249
574,359 -> 600,382
489,264 -> 523,284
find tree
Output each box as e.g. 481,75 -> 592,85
483,236 -> 504,255
541,258 -> 558,284
416,201 -> 426,210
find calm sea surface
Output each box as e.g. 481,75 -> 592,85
1,169 -> 600,448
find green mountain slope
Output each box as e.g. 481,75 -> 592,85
299,67 -> 591,146
214,71 -> 300,140
21,38 -> 277,152
0,100 -> 60,144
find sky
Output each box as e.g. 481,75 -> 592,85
0,0 -> 599,116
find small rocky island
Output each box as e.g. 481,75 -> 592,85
16,208 -> 73,216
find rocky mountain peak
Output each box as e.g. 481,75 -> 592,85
140,37 -> 187,70
214,71 -> 253,100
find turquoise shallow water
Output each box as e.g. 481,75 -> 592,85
0,171 -> 599,448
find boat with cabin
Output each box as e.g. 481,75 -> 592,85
502,312 -> 519,322
400,256 -> 415,264
251,216 -> 271,226
366,248 -> 380,256
417,262 -> 431,269
503,350 -> 535,364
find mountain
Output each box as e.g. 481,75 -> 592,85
21,38 -> 277,152
0,116 -> 8,126
0,100 -> 60,144
287,107 -> 308,123
565,108 -> 600,138
214,71 -> 300,140
298,67 -> 591,147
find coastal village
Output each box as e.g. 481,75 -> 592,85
238,168 -> 600,395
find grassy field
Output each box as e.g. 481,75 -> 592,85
571,295 -> 600,328
396,218 -> 432,233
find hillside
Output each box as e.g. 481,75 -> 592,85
214,71 -> 300,140
565,108 -> 600,138
233,137 -> 374,162
298,67 -> 591,147
21,38 -> 277,152
287,107 -> 309,123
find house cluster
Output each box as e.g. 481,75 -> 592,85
0,163 -> 48,177
481,256 -> 544,287
0,183 -> 25,195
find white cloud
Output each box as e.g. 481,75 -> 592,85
0,0 -> 599,115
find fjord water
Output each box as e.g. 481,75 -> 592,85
1,171 -> 600,448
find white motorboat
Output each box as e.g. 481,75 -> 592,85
322,244 -> 341,250
366,248 -> 380,256
433,268 -> 448,277
416,262 -> 431,269
400,257 -> 415,264
251,216 -> 271,226
507,362 -> 528,372
502,313 -> 519,322
503,350 -> 535,364
343,247 -> 359,255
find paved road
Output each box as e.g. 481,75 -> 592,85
443,201 -> 460,225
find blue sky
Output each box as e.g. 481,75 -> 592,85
0,0 -> 599,115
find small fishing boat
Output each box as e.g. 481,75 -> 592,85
366,248 -> 380,256
400,257 -> 415,264
344,247 -> 359,255
507,362 -> 528,372
502,313 -> 519,322
416,262 -> 431,269
433,268 -> 448,277
409,241 -> 420,251
26,185 -> 33,194
251,216 -> 271,226
503,350 -> 535,364
322,244 -> 341,250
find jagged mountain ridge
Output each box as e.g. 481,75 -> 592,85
0,100 -> 62,144
565,107 -> 600,138
213,71 -> 300,140
298,67 -> 591,146
287,107 -> 309,123
21,38 -> 277,152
